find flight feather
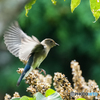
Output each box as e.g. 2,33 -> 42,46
4,22 -> 41,62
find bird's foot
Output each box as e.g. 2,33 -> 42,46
39,69 -> 46,76
36,67 -> 46,76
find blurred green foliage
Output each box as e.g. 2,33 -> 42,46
1,0 -> 100,100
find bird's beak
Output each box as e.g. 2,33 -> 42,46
55,43 -> 59,46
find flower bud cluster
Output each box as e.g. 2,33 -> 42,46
25,70 -> 52,95
71,60 -> 100,100
4,92 -> 20,100
53,72 -> 73,100
5,60 -> 100,100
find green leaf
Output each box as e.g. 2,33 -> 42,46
47,92 -> 63,100
11,98 -> 20,100
33,95 -> 36,100
20,96 -> 33,100
90,0 -> 100,22
34,92 -> 46,100
28,97 -> 33,100
25,0 -> 36,17
11,96 -> 33,100
71,0 -> 81,13
45,89 -> 55,97
34,92 -> 62,100
20,96 -> 29,100
77,98 -> 86,100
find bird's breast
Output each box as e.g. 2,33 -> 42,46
32,50 -> 47,69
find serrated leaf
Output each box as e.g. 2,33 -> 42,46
51,0 -> 57,5
34,92 -> 46,100
90,0 -> 100,22
25,0 -> 36,17
47,92 -> 63,100
71,0 -> 81,13
77,98 -> 86,100
45,89 -> 55,97
11,98 -> 20,100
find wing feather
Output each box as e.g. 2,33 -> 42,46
4,21 -> 41,62
19,39 -> 39,62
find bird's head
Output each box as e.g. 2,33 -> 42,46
41,38 -> 59,48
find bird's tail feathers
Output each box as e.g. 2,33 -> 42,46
17,70 -> 26,86
23,67 -> 33,79
17,63 -> 33,86
17,67 -> 33,86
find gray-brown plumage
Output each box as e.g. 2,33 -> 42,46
4,22 -> 59,86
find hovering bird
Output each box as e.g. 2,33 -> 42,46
4,22 -> 59,86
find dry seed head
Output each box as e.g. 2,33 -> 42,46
45,75 -> 52,84
5,60 -> 100,100
17,68 -> 24,74
25,70 -> 52,95
13,92 -> 20,98
27,85 -> 36,94
53,72 -> 73,99
4,94 -> 11,100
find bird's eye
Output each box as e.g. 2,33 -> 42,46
50,41 -> 53,43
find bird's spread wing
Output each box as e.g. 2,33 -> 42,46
4,21 -> 42,63
32,35 -> 40,43
19,39 -> 43,62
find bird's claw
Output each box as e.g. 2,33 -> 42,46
36,67 -> 46,76
39,69 -> 46,76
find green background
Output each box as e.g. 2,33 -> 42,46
0,0 -> 100,99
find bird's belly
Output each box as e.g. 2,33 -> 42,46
32,56 -> 46,69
